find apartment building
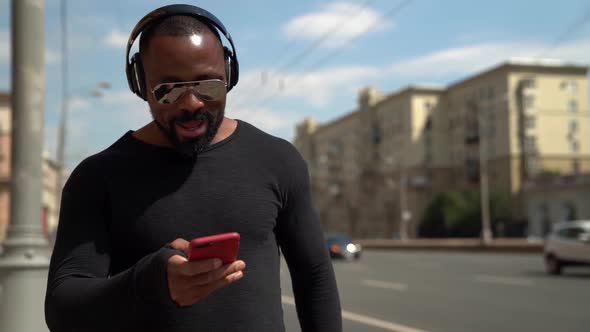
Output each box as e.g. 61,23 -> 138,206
0,92 -> 59,242
294,59 -> 589,238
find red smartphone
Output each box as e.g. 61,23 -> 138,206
188,232 -> 240,264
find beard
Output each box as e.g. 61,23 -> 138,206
152,109 -> 222,159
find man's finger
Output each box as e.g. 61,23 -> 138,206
173,258 -> 223,277
190,260 -> 246,286
168,238 -> 190,255
197,270 -> 244,299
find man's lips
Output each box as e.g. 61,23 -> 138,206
175,120 -> 208,138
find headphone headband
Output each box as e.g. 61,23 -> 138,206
125,4 -> 239,98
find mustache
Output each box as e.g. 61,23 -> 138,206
174,109 -> 216,123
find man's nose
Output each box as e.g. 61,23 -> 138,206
176,90 -> 205,112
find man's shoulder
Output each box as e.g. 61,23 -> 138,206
238,120 -> 307,170
238,120 -> 298,155
66,132 -> 133,180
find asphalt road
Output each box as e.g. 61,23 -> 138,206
280,250 -> 590,332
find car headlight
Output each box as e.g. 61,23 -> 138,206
346,243 -> 357,253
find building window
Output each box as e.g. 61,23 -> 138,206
466,159 -> 479,183
372,123 -> 382,145
573,159 -> 580,174
571,140 -> 580,153
424,116 -> 433,132
568,99 -> 578,113
328,140 -> 343,157
524,136 -> 537,152
521,78 -> 536,89
524,116 -> 536,129
488,86 -> 495,100
523,95 -> 535,110
561,81 -> 577,94
569,119 -> 578,132
527,156 -> 539,176
563,202 -> 578,221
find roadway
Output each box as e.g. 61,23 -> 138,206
280,250 -> 590,332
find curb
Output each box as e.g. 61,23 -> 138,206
355,238 -> 544,253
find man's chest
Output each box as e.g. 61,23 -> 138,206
105,164 -> 283,260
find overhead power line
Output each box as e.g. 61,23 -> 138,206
251,0 -> 414,110
537,5 -> 590,58
228,0 -> 379,110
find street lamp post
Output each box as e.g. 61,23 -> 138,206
399,170 -> 410,241
0,1 -> 51,331
385,156 -> 409,240
477,104 -> 493,246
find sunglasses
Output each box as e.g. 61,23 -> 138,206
151,79 -> 227,104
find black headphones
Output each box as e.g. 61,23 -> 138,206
125,4 -> 240,101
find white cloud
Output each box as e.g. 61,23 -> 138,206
100,89 -> 151,129
283,1 -> 392,47
224,64 -> 382,140
1,29 -> 61,65
230,106 -> 298,133
230,65 -> 381,109
67,96 -> 91,112
45,49 -> 61,64
103,29 -> 129,49
390,39 -> 590,78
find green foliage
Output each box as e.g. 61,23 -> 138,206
419,190 -> 511,238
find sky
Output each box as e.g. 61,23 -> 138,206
1,0 -> 590,170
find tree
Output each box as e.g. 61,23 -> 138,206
419,190 -> 511,238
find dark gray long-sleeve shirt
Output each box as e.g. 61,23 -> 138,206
45,120 -> 342,332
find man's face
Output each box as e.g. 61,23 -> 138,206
142,31 -> 227,153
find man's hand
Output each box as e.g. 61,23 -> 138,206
167,238 -> 246,307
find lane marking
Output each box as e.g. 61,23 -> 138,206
361,279 -> 408,291
413,262 -> 441,269
474,275 -> 534,287
281,295 -> 428,332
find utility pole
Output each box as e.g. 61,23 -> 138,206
0,0 -> 51,331
399,169 -> 409,241
477,104 -> 493,246
55,0 -> 68,223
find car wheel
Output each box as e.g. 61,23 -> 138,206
545,254 -> 562,275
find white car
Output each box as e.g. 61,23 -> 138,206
544,220 -> 590,275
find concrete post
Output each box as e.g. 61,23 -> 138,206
0,0 -> 51,331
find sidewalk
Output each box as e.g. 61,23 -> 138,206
355,238 -> 544,253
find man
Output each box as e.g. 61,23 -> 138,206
44,5 -> 342,332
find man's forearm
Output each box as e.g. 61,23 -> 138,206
45,246 -> 177,331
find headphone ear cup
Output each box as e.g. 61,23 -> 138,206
128,53 -> 140,97
132,54 -> 148,101
223,47 -> 232,91
223,46 -> 239,92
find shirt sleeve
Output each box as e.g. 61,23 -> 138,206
274,146 -> 343,332
44,158 -> 180,332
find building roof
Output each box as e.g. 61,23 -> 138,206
300,58 -> 588,136
315,108 -> 360,133
448,58 -> 589,90
314,85 -> 445,132
376,84 -> 445,106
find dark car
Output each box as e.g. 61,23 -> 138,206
326,233 -> 362,261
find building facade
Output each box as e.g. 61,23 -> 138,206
294,60 -> 590,238
0,92 -> 60,242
